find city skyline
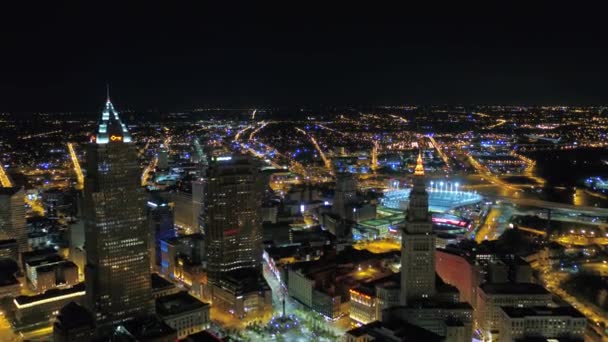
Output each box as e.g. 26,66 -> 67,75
0,4 -> 607,341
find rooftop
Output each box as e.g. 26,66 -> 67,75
480,282 -> 550,296
14,282 -> 85,307
151,273 -> 176,291
0,258 -> 19,286
156,291 -> 209,317
25,254 -> 64,267
219,268 -> 271,294
501,305 -> 585,318
346,320 -> 443,341
55,301 -> 94,329
115,315 -> 176,340
0,186 -> 22,196
179,330 -> 224,342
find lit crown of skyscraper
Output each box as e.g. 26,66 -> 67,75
95,88 -> 132,144
414,151 -> 424,176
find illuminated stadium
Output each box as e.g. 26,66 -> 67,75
380,182 -> 483,213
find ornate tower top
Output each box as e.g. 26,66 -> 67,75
94,91 -> 132,145
414,151 -> 424,176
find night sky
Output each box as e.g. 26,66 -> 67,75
1,3 -> 607,111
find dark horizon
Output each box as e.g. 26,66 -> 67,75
1,3 -> 607,112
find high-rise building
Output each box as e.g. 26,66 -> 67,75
192,178 -> 205,233
333,172 -> 357,219
158,145 -> 169,170
203,155 -> 263,284
0,186 -> 27,266
147,196 -> 175,268
83,97 -> 153,331
400,152 -> 436,305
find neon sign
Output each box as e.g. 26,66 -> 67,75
110,135 -> 123,142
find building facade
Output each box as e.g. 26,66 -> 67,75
400,153 -> 435,305
333,172 -> 357,219
0,187 -> 27,266
83,98 -> 153,330
156,291 -> 210,339
203,156 -> 264,284
476,283 -> 552,339
498,306 -> 586,342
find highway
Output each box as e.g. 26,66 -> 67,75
536,264 -> 608,334
295,127 -> 333,174
475,206 -> 502,243
25,195 -> 45,216
248,121 -> 272,140
389,114 -> 408,124
0,311 -> 18,341
233,124 -> 254,142
427,135 -> 450,167
371,140 -> 379,172
0,163 -> 12,187
486,118 -> 507,129
67,142 -> 84,190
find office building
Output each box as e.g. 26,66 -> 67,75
0,187 -> 27,266
83,97 -> 153,331
349,274 -> 401,325
203,155 -> 264,284
401,152 -> 435,305
210,268 -> 272,318
147,196 -> 175,268
53,301 -> 95,342
333,172 -> 357,219
25,254 -> 79,293
13,282 -> 86,329
158,145 -> 169,170
476,282 -> 552,339
156,291 -> 210,339
498,305 -> 586,342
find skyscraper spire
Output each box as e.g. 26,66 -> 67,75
401,147 -> 435,305
414,150 -> 424,176
95,91 -> 132,144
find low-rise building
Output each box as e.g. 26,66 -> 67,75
211,269 -> 272,318
287,248 -> 398,320
12,282 -> 85,330
151,273 -> 180,299
25,254 -> 78,293
156,291 -> 210,339
342,320 -> 444,342
115,315 -> 177,342
498,306 -> 586,342
52,301 -> 95,342
0,259 -> 20,299
349,273 -> 400,325
476,282 -> 552,340
383,302 -> 474,342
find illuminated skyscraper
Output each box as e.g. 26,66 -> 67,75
400,152 -> 436,305
0,186 -> 27,266
333,172 -> 357,219
203,155 -> 263,284
83,97 -> 153,331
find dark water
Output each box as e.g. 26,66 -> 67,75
528,148 -> 608,187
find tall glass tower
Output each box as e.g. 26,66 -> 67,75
83,97 -> 153,331
203,155 -> 264,284
0,186 -> 27,266
400,152 -> 436,305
